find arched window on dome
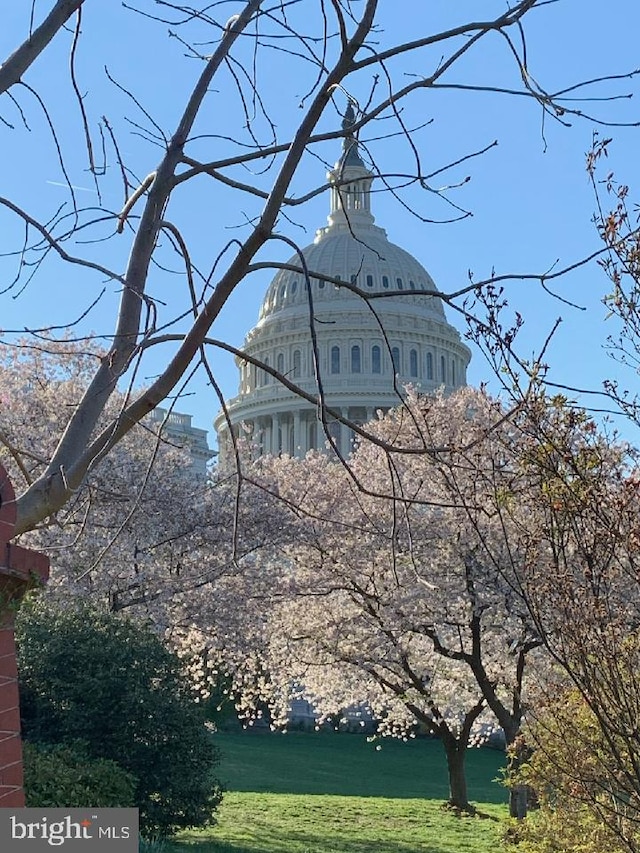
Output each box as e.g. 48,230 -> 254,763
278,284 -> 286,303
277,353 -> 284,375
351,345 -> 361,374
293,349 -> 301,378
318,278 -> 325,289
409,349 -> 418,378
350,274 -> 358,286
366,274 -> 374,288
331,346 -> 341,374
372,345 -> 381,374
392,347 -> 401,375
382,276 -> 389,289
396,277 -> 403,289
441,355 -> 446,384
426,352 -> 433,381
409,279 -> 415,291
291,280 -> 298,295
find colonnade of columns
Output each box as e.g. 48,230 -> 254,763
245,406 -> 379,459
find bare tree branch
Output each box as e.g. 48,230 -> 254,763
0,0 -> 86,95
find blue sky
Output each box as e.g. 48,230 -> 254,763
1,1 -> 639,446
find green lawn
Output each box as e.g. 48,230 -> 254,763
213,731 -> 506,802
169,731 -> 510,853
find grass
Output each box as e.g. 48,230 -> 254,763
212,730 -> 506,802
168,731 -> 510,853
176,793 -> 508,853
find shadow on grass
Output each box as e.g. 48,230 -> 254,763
171,828 -> 462,853
172,794 -> 508,853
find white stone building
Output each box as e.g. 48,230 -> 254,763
148,406 -> 214,477
215,106 -> 471,459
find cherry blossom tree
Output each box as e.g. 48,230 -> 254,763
196,388 -> 544,813
0,340 -> 282,626
1,1 -> 637,535
235,387 -> 640,821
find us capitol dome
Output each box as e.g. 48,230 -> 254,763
215,105 -> 471,460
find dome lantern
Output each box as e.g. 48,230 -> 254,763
326,102 -> 375,230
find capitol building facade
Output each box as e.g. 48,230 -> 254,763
215,108 -> 471,459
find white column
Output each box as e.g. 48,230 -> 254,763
340,408 -> 350,457
307,417 -> 317,452
293,411 -> 301,456
263,417 -> 271,456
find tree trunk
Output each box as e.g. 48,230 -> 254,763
442,737 -> 473,812
507,732 -> 535,819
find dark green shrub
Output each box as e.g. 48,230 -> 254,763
23,741 -> 137,808
17,599 -> 223,836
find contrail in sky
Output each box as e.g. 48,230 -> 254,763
46,180 -> 96,193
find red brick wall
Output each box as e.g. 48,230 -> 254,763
0,464 -> 49,807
